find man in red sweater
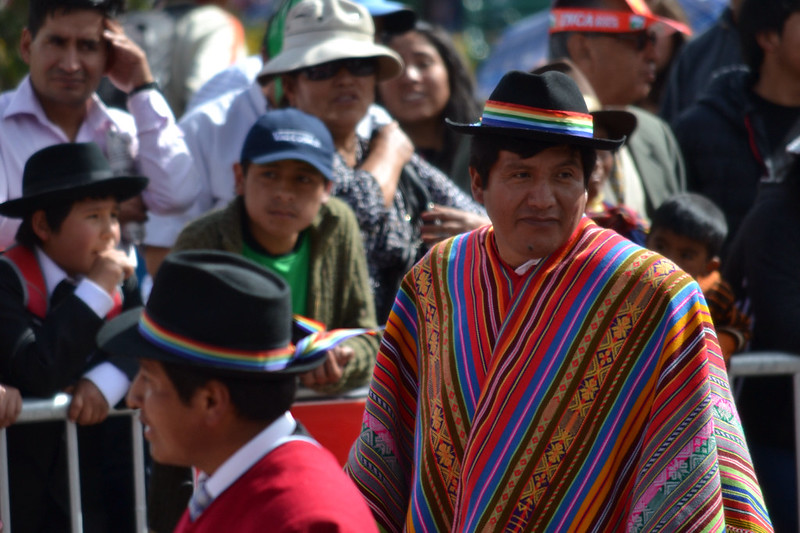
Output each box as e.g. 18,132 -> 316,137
98,249 -> 378,532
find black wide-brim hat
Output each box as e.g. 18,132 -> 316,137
0,143 -> 148,218
446,70 -> 625,151
98,250 -> 328,377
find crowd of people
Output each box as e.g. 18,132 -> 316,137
0,0 -> 797,530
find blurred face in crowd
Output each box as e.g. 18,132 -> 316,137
471,145 -> 587,267
379,30 -> 450,127
234,159 -> 331,255
20,8 -> 108,113
126,359 -> 204,467
283,58 -> 377,140
576,30 -> 657,106
646,227 -> 718,279
34,197 -> 121,278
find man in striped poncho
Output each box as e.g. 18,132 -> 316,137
345,70 -> 773,532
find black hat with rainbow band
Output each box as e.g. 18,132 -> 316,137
446,70 -> 625,151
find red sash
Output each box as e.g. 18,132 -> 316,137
1,246 -> 122,319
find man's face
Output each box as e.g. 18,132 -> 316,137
283,63 -> 376,138
235,159 -> 331,255
646,227 -> 716,279
36,197 -> 121,278
126,359 -> 205,467
771,12 -> 800,79
580,30 -> 657,106
20,8 -> 108,112
471,145 -> 587,267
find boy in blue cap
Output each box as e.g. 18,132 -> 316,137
174,108 -> 378,393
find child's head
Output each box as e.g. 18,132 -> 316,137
234,109 -> 335,255
0,143 -> 147,277
646,192 -> 728,279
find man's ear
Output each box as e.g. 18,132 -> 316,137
321,178 -> 333,203
470,167 -> 484,205
566,33 -> 593,68
233,162 -> 245,196
20,28 -> 32,65
31,210 -> 52,243
196,379 -> 231,426
756,29 -> 780,54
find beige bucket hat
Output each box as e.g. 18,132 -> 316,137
257,0 -> 403,83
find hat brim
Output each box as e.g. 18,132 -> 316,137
591,109 -> 637,143
97,308 -> 328,377
258,39 -> 403,83
445,118 -> 625,151
249,150 -> 332,181
0,175 -> 149,218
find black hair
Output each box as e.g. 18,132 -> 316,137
14,202 -> 74,248
161,360 -> 297,424
380,21 -> 482,174
468,134 -> 596,189
738,0 -> 800,77
28,0 -> 123,38
649,193 -> 728,257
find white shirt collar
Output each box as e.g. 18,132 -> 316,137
514,257 -> 541,276
35,246 -> 71,297
202,411 -> 298,500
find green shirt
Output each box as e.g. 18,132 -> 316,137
242,232 -> 310,316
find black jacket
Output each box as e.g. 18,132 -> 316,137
672,68 -> 769,253
0,249 -> 141,397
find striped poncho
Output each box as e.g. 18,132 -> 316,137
345,218 -> 772,532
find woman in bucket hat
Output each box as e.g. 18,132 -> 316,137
345,70 -> 773,532
259,0 -> 488,322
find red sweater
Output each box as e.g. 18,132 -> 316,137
174,440 -> 378,532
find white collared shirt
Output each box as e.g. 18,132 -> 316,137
198,412 -> 317,506
35,248 -> 130,407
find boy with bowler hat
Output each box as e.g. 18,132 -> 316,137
346,70 -> 772,531
174,108 -> 378,394
0,142 -> 148,532
98,250 -> 378,532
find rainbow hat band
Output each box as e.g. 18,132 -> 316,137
137,310 -> 375,373
481,100 -> 594,139
446,70 -> 625,151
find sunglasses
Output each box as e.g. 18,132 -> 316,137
607,31 -> 657,51
300,58 -> 378,81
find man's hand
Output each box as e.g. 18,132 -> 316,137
0,384 -> 22,429
103,18 -> 154,93
420,205 -> 490,245
299,346 -> 354,388
67,379 -> 110,425
119,195 -> 148,226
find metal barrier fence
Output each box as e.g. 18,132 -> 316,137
0,394 -> 147,533
727,351 -> 800,528
0,355 -> 797,531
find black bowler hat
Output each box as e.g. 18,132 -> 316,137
98,250 -> 330,376
0,143 -> 148,218
446,70 -> 625,151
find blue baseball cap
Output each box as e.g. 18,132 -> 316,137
240,109 -> 335,181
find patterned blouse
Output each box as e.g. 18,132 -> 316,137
331,136 -> 485,323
